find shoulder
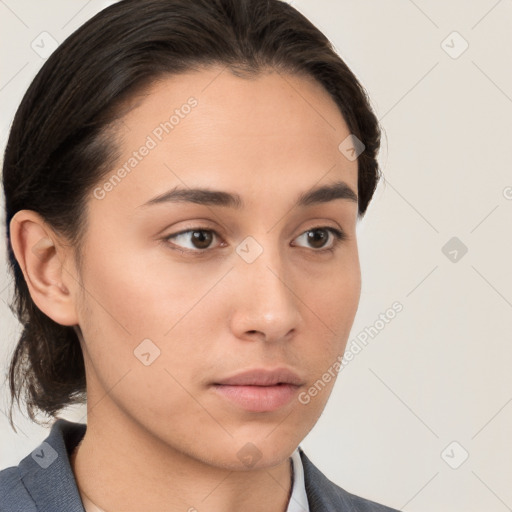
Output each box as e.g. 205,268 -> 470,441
0,418 -> 87,512
299,448 -> 401,512
0,465 -> 36,512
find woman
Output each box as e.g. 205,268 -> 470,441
0,0 -> 399,510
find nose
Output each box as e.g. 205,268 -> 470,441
229,238 -> 302,343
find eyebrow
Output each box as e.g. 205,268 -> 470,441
138,180 -> 358,210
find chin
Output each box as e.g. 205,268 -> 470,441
203,432 -> 302,472
208,450 -> 293,472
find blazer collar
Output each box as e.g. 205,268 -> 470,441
18,418 -> 86,511
299,447 -> 354,511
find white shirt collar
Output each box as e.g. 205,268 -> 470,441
286,447 -> 310,512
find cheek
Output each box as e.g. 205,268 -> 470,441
77,235 -> 220,339
75,254 -> 218,426
75,239 -> 227,393
302,257 -> 361,350
293,266 -> 360,413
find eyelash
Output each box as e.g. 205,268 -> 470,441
163,225 -> 346,256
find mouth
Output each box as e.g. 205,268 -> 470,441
211,368 -> 304,412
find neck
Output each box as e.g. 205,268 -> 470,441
70,412 -> 294,512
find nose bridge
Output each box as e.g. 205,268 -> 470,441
232,232 -> 300,338
237,232 -> 286,291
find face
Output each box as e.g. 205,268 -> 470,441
71,66 -> 361,470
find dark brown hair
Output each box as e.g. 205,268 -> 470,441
2,0 -> 381,430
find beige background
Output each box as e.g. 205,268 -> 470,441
1,1 -> 511,511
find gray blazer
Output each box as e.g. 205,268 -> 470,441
0,419 -> 400,511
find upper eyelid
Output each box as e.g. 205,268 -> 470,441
166,225 -> 341,238
165,225 -> 344,250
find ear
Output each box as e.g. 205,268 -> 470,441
9,210 -> 80,326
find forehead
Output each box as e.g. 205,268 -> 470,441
93,66 -> 358,214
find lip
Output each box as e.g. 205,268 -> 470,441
212,368 -> 304,412
214,368 -> 304,387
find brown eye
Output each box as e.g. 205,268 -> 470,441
292,227 -> 346,251
165,228 -> 220,252
306,229 -> 329,249
189,230 -> 214,249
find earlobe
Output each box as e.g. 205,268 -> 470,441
9,210 -> 80,326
